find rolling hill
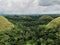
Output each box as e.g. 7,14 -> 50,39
0,16 -> 14,31
46,17 -> 60,29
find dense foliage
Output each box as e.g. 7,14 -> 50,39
0,15 -> 60,45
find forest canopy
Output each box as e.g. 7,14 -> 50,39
0,15 -> 60,45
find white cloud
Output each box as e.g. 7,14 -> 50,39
0,0 -> 60,14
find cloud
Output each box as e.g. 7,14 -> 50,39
39,0 -> 60,6
0,0 -> 60,14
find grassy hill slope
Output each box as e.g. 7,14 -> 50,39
46,17 -> 60,29
0,16 -> 14,31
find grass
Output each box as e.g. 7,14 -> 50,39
46,17 -> 60,29
0,16 -> 14,31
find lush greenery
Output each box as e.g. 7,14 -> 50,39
0,15 -> 60,45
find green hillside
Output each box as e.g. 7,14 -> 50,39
0,16 -> 14,31
0,15 -> 60,45
46,17 -> 60,29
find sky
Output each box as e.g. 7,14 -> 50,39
0,0 -> 60,14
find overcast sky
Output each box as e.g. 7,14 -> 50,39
0,0 -> 60,14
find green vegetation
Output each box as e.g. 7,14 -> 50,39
0,15 -> 60,45
46,17 -> 60,29
39,15 -> 53,24
0,16 -> 14,31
